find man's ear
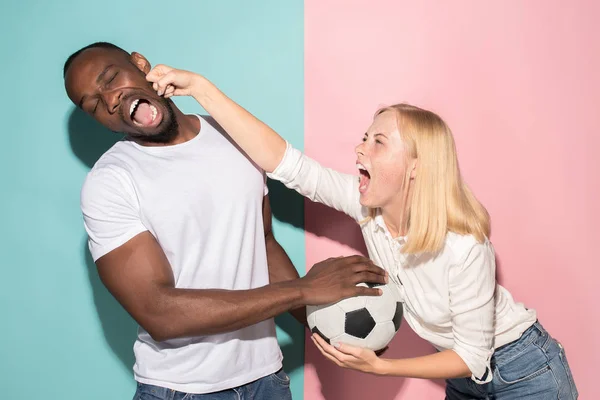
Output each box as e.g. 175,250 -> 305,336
130,52 -> 151,74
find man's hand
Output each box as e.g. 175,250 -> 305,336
299,255 -> 388,305
146,64 -> 201,98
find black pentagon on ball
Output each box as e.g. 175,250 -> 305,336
311,326 -> 331,344
393,302 -> 403,331
345,308 -> 376,339
364,281 -> 385,288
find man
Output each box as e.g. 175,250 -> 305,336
63,42 -> 387,400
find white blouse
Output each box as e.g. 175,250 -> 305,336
269,143 -> 537,383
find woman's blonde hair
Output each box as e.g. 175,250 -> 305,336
367,103 -> 490,254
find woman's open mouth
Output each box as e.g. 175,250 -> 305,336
357,163 -> 371,194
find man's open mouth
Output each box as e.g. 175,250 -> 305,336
129,98 -> 159,127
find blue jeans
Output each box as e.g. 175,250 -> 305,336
133,369 -> 292,400
446,322 -> 578,399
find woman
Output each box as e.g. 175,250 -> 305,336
146,65 -> 578,399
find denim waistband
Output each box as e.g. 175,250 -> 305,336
136,382 -> 178,398
492,321 -> 549,366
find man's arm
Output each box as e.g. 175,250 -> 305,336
95,232 -> 387,342
262,194 -> 307,326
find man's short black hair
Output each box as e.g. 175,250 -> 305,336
63,42 -> 127,78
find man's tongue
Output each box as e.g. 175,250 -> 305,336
133,103 -> 154,126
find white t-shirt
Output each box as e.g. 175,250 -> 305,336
80,115 -> 282,394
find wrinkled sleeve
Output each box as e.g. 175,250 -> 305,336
267,142 -> 365,222
80,167 -> 147,261
449,241 -> 496,384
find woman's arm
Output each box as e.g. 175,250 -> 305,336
147,65 -> 365,221
312,334 -> 471,379
147,64 -> 286,173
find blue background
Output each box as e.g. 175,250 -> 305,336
0,1 -> 306,398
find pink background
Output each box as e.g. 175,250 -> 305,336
303,1 -> 599,398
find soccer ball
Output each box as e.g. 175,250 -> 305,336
307,283 -> 403,351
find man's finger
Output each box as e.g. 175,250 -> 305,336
353,272 -> 388,285
345,255 -> 370,264
351,262 -> 385,275
367,264 -> 387,275
355,286 -> 383,297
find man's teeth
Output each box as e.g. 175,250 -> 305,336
129,99 -> 158,124
129,99 -> 140,117
357,163 -> 367,172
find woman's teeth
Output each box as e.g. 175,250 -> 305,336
357,163 -> 371,191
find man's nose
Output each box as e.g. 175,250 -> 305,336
103,90 -> 123,114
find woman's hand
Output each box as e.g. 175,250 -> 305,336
146,64 -> 202,98
311,333 -> 387,375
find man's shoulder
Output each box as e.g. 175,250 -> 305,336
91,139 -> 137,168
82,145 -> 136,205
199,115 -> 266,173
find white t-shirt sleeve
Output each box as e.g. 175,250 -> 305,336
80,167 -> 148,262
449,241 -> 496,384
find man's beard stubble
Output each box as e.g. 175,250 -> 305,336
126,97 -> 179,144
